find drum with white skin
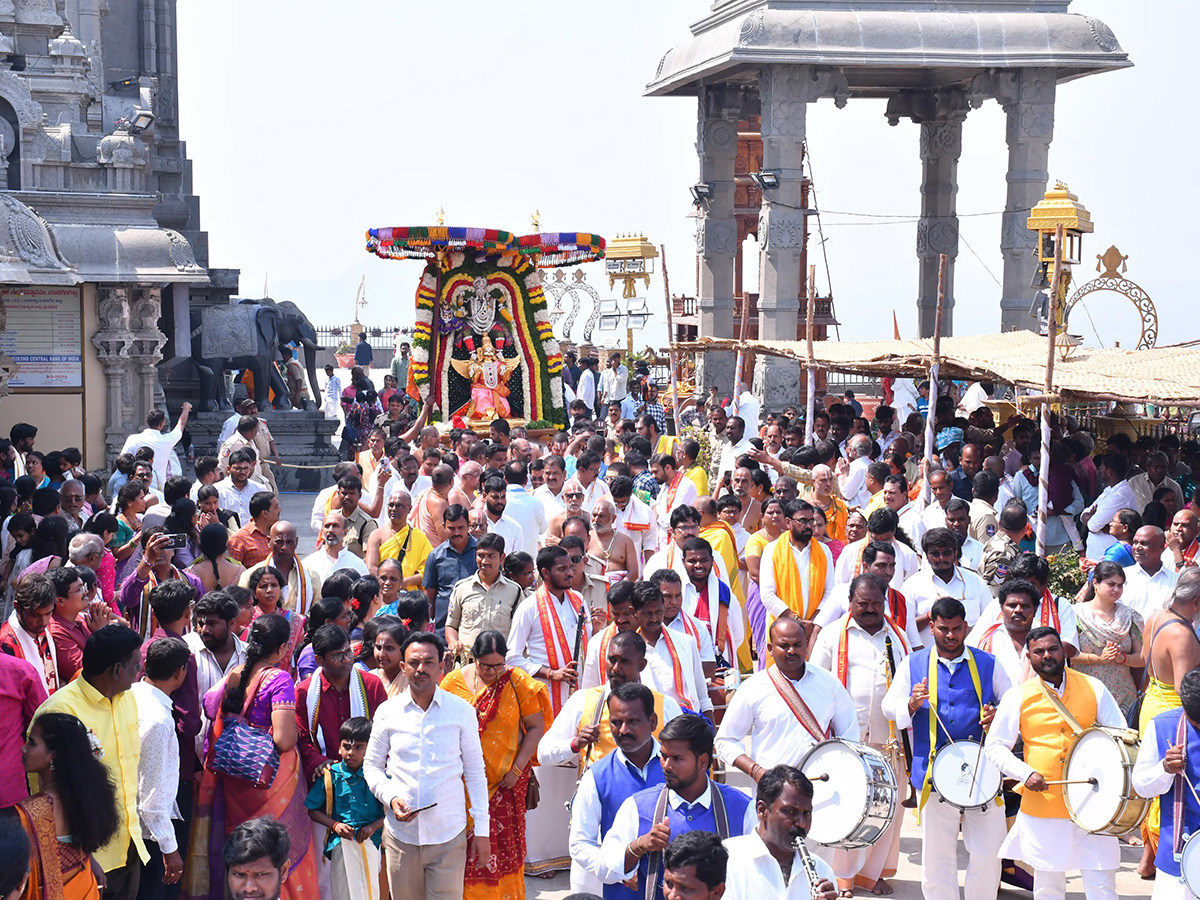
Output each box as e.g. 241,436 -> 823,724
1062,726 -> 1150,835
1180,831 -> 1200,896
929,740 -> 1002,811
800,739 -> 897,849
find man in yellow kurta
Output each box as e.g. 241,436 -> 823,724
35,624 -> 149,882
698,498 -> 752,669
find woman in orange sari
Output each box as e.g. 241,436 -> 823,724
441,630 -> 551,900
182,614 -> 319,900
16,713 -> 119,900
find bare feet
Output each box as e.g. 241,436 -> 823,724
871,879 -> 894,896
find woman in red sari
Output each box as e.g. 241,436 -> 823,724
15,713 -> 119,900
441,630 -> 551,900
183,614 -> 319,900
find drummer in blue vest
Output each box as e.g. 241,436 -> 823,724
881,596 -> 1012,900
1133,667 -> 1200,900
570,682 -> 667,895
600,714 -> 756,900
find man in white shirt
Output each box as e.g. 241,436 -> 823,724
506,545 -> 591,873
501,461 -> 547,557
364,631 -> 490,898
883,474 -> 925,547
478,475 -> 524,558
903,527 -> 991,647
576,356 -> 597,411
652,568 -> 717,675
835,508 -> 920,589
1082,453 -> 1139,559
1130,451 -> 1185,512
679,536 -> 743,666
574,451 -> 612,515
809,575 -> 908,894
651,453 -> 699,544
944,498 -> 984,572
133,637 -> 189,890
732,382 -> 761,440
323,364 -> 342,417
974,552 -> 1079,654
966,580 -> 1037,686
920,470 -> 955,533
308,462 -> 361,533
302,512 -> 368,582
120,403 -> 192,490
185,591 -> 246,759
1123,525 -> 1179,620
534,454 -> 569,522
813,542 -> 922,651
598,352 -> 629,406
836,434 -> 874,511
721,767 -> 837,900
716,616 -> 859,777
631,580 -> 711,715
214,449 -> 271,528
984,628 -> 1124,900
239,521 -> 322,615
758,500 -> 835,627
610,476 -> 659,562
715,416 -> 753,488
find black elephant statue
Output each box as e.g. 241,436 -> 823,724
191,298 -> 324,412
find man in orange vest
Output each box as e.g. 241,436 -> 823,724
983,627 -> 1124,900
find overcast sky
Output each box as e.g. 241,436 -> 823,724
175,1 -> 1195,351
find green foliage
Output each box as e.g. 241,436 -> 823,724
1047,548 -> 1085,600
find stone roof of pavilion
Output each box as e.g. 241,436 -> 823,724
645,2 -> 1131,97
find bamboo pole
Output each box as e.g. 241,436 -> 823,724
660,244 -> 683,437
731,289 -> 752,417
804,265 -> 817,445
922,254 -> 949,507
1035,224 -> 1065,557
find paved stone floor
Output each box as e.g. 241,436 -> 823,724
277,490 -> 1156,900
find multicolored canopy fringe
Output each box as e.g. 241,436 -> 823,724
365,226 -> 516,261
516,232 -> 606,268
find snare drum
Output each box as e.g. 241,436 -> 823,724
1062,726 -> 1150,835
1180,830 -> 1200,895
800,739 -> 897,849
929,740 -> 1003,811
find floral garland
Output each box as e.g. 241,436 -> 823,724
516,232 -> 606,268
366,226 -> 515,261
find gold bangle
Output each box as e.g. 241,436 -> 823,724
629,840 -> 644,859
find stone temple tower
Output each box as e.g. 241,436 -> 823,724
647,0 -> 1129,409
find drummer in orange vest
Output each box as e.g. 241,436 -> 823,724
983,626 -> 1125,900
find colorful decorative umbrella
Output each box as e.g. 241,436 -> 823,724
365,226 -> 516,261
516,232 -> 606,268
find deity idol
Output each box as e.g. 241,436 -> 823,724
450,334 -> 520,420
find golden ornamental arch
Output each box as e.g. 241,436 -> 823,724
1064,245 -> 1158,349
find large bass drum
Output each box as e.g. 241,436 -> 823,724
929,740 -> 1003,811
800,739 -> 897,849
1180,831 -> 1200,895
1062,726 -> 1150,835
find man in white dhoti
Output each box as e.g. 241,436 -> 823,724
984,626 -> 1124,900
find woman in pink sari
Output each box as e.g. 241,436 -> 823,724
242,567 -> 305,674
182,614 -> 318,900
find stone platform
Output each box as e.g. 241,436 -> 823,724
187,409 -> 340,493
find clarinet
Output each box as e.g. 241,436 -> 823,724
792,835 -> 824,896
572,594 -> 589,672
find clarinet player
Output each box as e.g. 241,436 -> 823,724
721,765 -> 837,900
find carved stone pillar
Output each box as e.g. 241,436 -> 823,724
128,285 -> 166,426
92,286 -> 135,465
695,84 -> 743,393
755,64 -> 847,409
994,68 -> 1056,332
914,90 -> 967,337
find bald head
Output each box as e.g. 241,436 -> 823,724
983,456 -> 1006,479
695,496 -> 718,520
1172,509 -> 1200,547
1133,525 -> 1166,571
320,510 -> 347,548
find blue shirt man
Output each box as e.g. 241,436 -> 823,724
354,335 -> 374,367
423,532 -> 478,634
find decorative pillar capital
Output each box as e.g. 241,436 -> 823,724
758,207 -> 807,253
695,216 -> 738,257
885,86 -> 969,128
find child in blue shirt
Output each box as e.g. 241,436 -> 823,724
305,716 -> 386,900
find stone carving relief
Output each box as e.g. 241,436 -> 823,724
1001,210 -> 1039,253
1086,18 -> 1121,53
15,0 -> 61,26
164,229 -> 201,273
916,220 -> 959,256
696,218 -> 738,256
886,87 -> 968,127
759,209 -> 806,251
705,119 -> 737,153
96,130 -> 148,166
738,8 -> 766,45
919,120 -> 963,161
0,194 -> 70,269
0,68 -> 43,124
760,65 -> 849,139
92,286 -> 133,365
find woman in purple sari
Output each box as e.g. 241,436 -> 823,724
181,614 -> 318,900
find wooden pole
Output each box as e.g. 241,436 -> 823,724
804,265 -> 817,445
660,245 -> 683,437
731,284 -> 753,418
922,254 -> 948,506
1035,224 -> 1065,556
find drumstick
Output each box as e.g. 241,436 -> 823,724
1043,778 -> 1099,786
808,773 -> 831,782
967,732 -> 988,795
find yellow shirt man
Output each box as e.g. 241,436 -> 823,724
379,523 -> 434,586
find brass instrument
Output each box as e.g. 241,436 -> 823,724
793,834 -> 825,896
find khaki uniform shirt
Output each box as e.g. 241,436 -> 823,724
979,532 -> 1021,595
968,498 -> 999,545
342,505 -> 378,559
445,573 -> 524,650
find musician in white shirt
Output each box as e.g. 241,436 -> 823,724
943,498 -> 984,571
679,536 -> 744,666
716,616 -> 859,777
902,527 -> 992,647
610,476 -> 659,562
651,453 -> 699,545
984,627 -> 1124,900
652,568 -> 717,676
973,553 -> 1079,654
809,575 -> 909,895
966,580 -> 1038,686
812,542 -> 922,651
834,508 -> 919,589
630,581 -> 711,715
644,505 -> 731,585
721,766 -> 837,900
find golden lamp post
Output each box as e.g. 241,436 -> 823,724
601,233 -> 658,354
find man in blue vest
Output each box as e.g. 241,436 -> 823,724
881,596 -> 1011,900
569,682 -> 667,896
1133,666 -> 1200,900
600,714 -> 755,900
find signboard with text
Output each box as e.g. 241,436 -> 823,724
0,287 -> 83,389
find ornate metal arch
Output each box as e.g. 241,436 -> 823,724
1064,245 -> 1158,350
543,268 -> 602,343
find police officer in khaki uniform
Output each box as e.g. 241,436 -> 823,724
978,502 -> 1027,596
968,470 -> 1001,545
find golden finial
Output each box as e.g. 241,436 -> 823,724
532,209 -> 541,230
436,207 -> 445,226
1055,180 -> 1069,191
